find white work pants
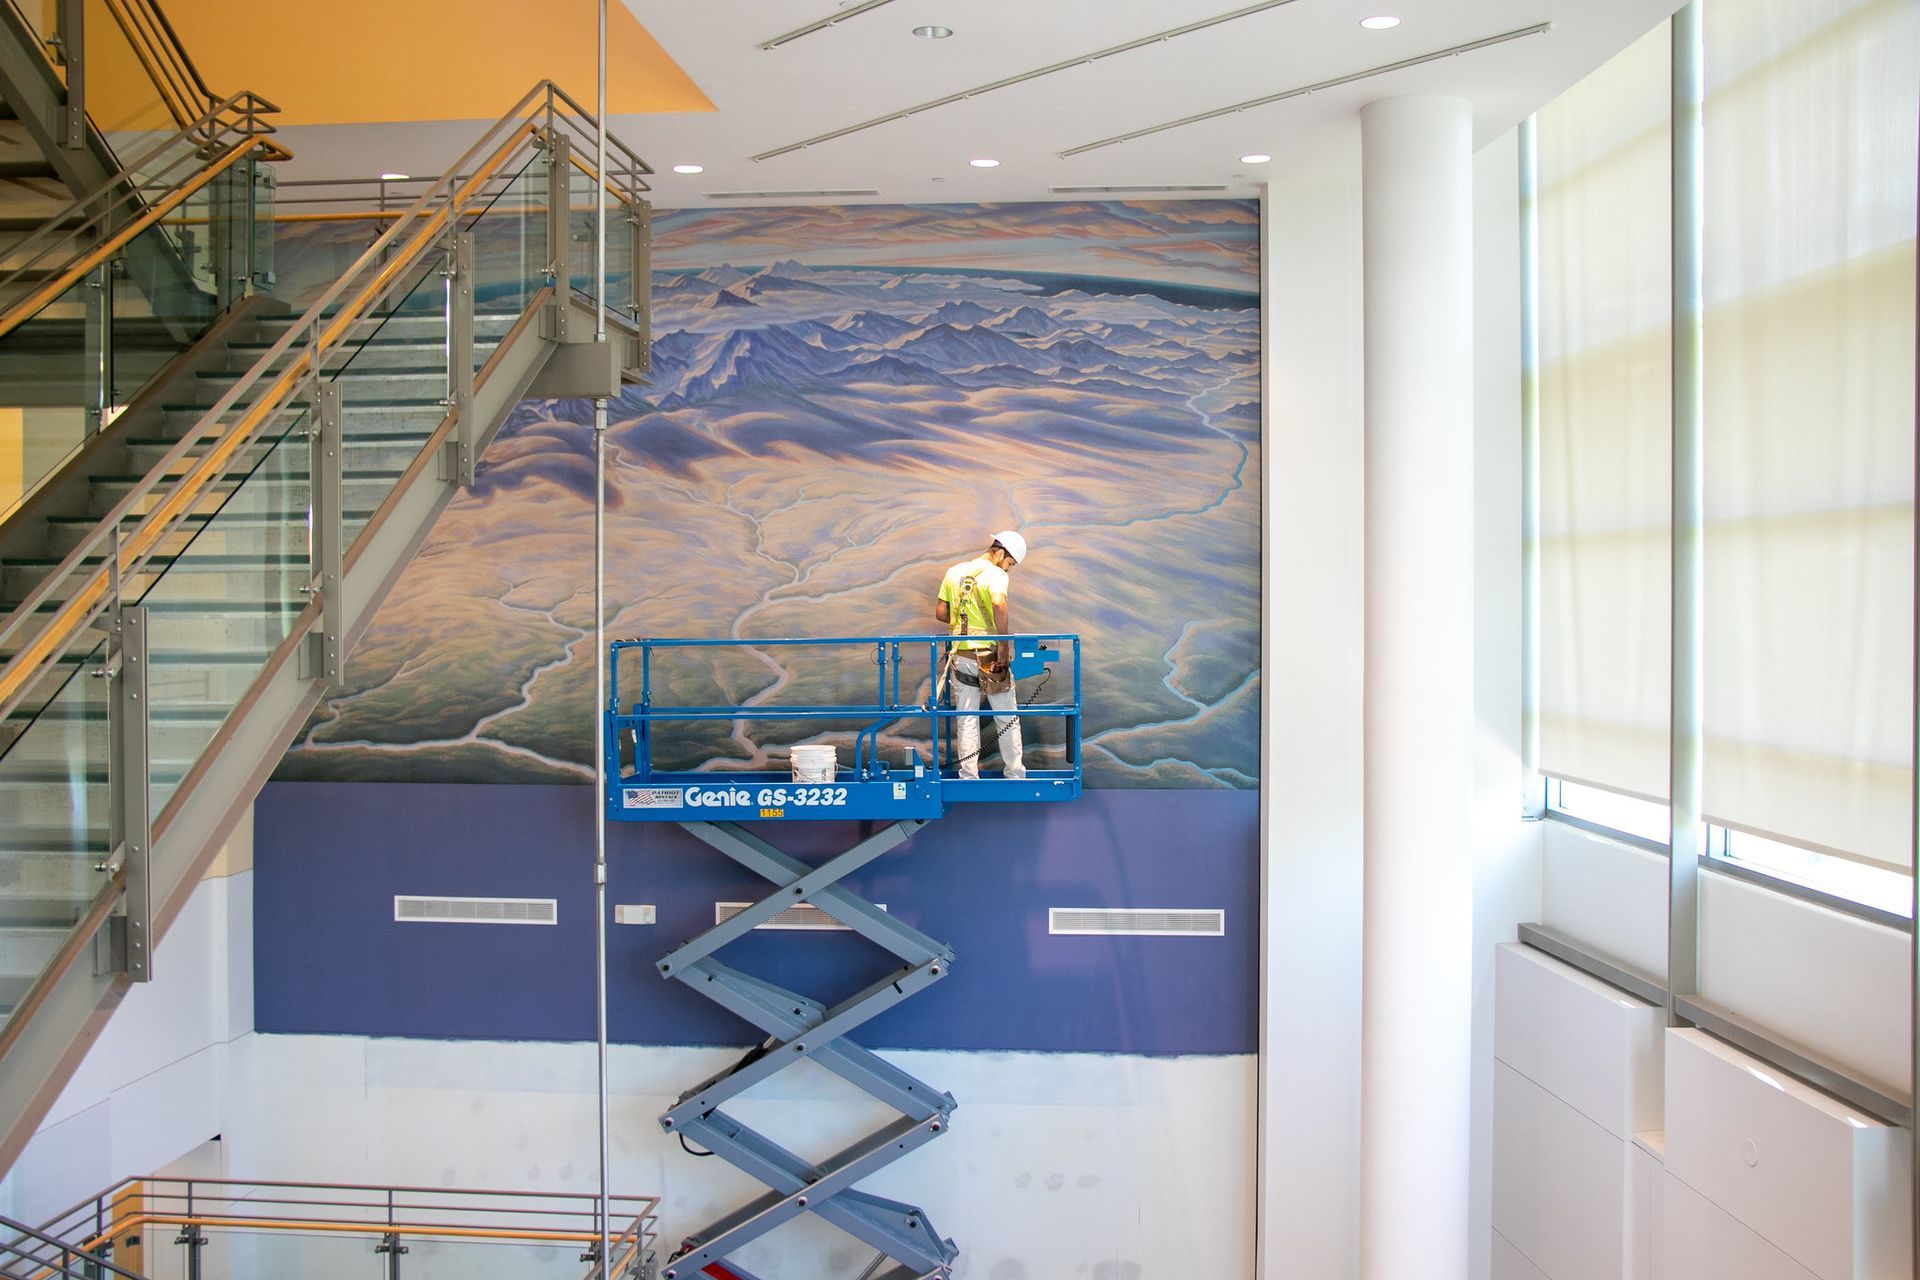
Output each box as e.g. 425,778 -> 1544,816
952,652 -> 1024,779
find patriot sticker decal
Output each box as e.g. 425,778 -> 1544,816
623,787 -> 685,809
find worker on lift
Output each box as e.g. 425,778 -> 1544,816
934,529 -> 1029,780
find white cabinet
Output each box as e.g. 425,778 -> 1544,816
1492,943 -> 1666,1279
1661,1029 -> 1910,1280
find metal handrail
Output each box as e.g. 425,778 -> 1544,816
0,81 -> 601,726
34,1176 -> 655,1241
103,0 -> 217,131
0,1215 -> 143,1280
25,1178 -> 659,1268
0,88 -> 281,303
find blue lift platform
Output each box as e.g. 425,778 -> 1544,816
605,634 -> 1082,1279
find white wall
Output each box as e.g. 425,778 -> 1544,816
222,1035 -> 1254,1280
1259,139 -> 1366,1280
0,826 -> 254,1224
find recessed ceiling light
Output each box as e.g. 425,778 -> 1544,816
969,158 -> 1000,168
913,24 -> 953,39
1360,15 -> 1401,29
673,164 -> 704,174
379,172 -> 409,181
1240,153 -> 1272,165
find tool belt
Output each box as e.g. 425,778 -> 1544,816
955,651 -> 1013,695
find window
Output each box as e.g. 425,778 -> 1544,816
1529,0 -> 1919,914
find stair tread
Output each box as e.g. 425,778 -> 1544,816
92,469 -> 406,482
47,508 -> 374,524
4,552 -> 309,567
162,399 -> 450,411
126,431 -> 429,446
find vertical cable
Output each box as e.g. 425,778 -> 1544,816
593,7 -> 612,1278
1668,2 -> 1705,1024
1518,113 -> 1542,809
593,397 -> 611,1278
595,0 -> 608,341
1908,56 -> 1918,1280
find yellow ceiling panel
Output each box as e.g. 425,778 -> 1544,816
160,0 -> 712,126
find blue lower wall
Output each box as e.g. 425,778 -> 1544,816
253,783 -> 1257,1054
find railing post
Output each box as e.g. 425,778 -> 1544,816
307,383 -> 343,688
375,1233 -> 407,1280
172,1227 -> 205,1280
546,133 -> 573,341
448,231 -> 477,486
56,0 -> 83,149
101,584 -> 151,983
250,148 -> 277,292
84,261 -> 112,435
627,199 -> 651,375
207,157 -> 249,311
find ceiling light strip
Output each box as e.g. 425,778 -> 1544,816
705,188 -> 881,199
751,0 -> 1307,161
1051,184 -> 1230,194
1060,22 -> 1553,157
760,0 -> 902,51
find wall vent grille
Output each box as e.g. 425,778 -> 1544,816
394,895 -> 557,925
706,189 -> 881,200
1050,184 -> 1229,194
1049,907 -> 1225,937
716,901 -> 887,931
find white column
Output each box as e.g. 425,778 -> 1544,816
1258,160 -> 1365,1279
1359,95 -> 1476,1280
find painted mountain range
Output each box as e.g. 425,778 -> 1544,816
274,201 -> 1261,788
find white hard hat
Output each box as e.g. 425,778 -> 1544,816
991,529 -> 1028,564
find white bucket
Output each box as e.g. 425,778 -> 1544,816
790,744 -> 837,784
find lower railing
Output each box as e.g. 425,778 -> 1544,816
14,1177 -> 659,1280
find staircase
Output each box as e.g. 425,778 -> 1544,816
0,65 -> 653,1176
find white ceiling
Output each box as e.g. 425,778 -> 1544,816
275,0 -> 1683,207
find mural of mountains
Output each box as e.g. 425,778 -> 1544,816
276,200 -> 1261,789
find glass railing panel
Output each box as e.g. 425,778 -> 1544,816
136,403 -> 310,820
407,1235 -> 591,1280
323,242 -> 451,545
0,633 -> 111,1032
0,171 -> 236,522
153,1229 -> 382,1280
462,152 -> 545,379
568,168 -> 596,300
0,261 -> 108,525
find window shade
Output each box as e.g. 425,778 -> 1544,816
1536,25 -> 1674,803
1701,0 -> 1919,871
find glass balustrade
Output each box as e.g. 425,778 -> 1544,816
0,151 -> 274,527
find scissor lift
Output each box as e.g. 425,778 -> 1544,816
605,634 -> 1082,1279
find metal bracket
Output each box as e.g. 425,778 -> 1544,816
306,381 -> 344,688
626,199 -> 652,376
56,0 -> 83,150
109,605 -> 151,982
449,232 -> 477,486
545,134 -> 573,342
